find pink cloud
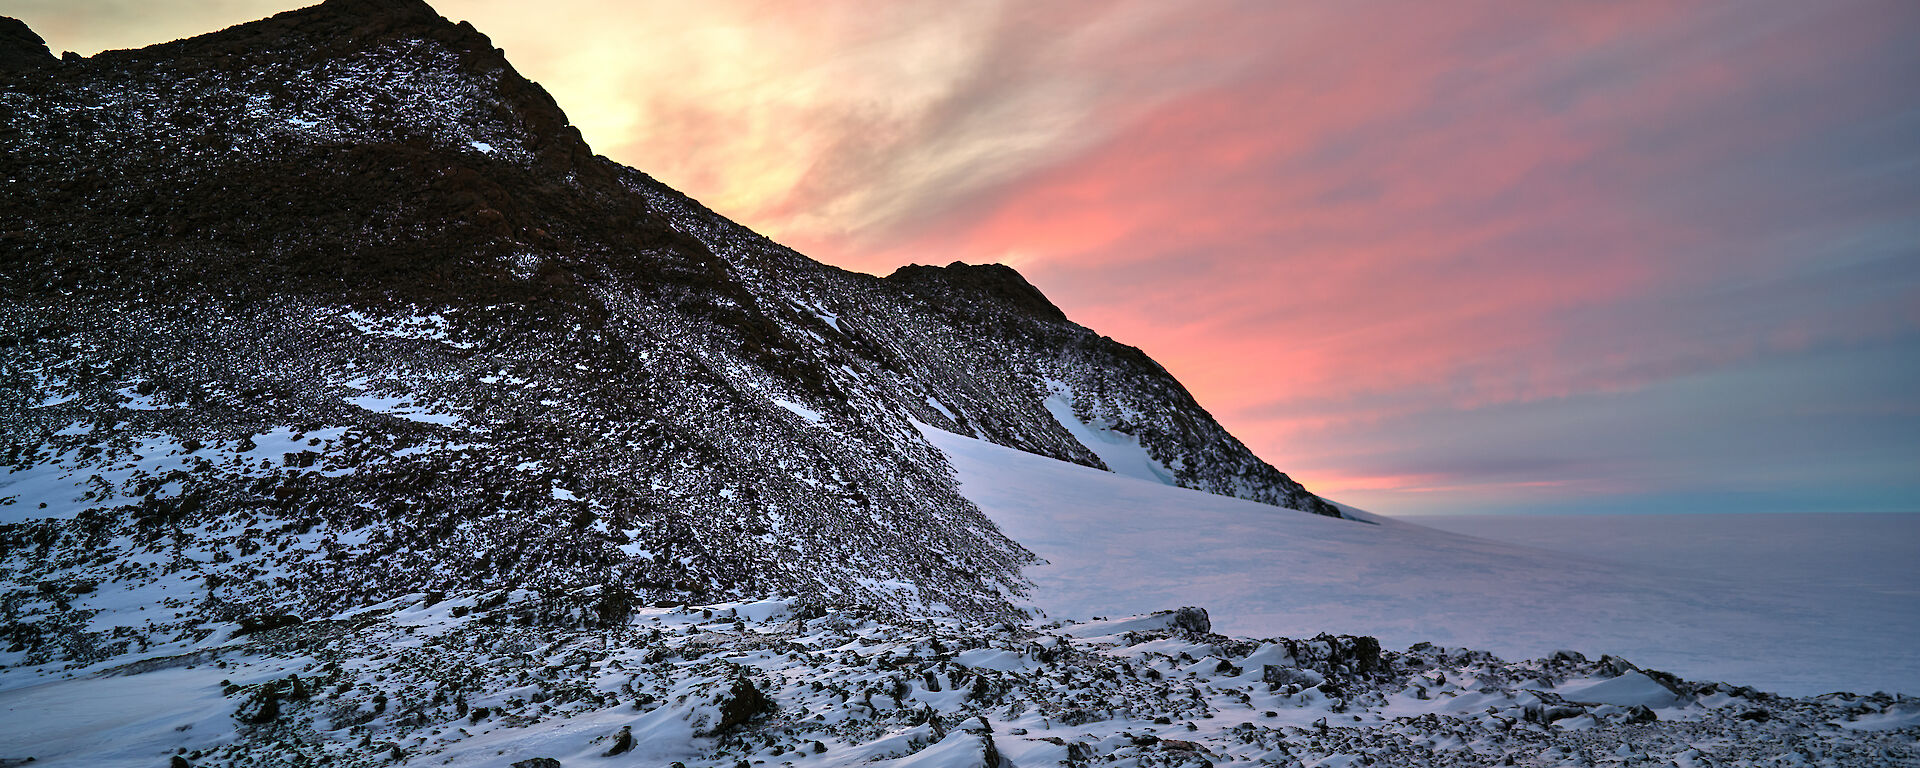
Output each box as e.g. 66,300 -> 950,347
794,1 -> 1919,506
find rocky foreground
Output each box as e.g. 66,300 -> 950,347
2,598 -> 1914,767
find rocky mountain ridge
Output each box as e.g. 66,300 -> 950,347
2,0 -> 1335,666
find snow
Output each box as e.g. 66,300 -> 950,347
346,393 -> 463,426
0,455 -> 102,523
951,647 -> 1033,672
1,426 -> 368,524
1061,610 -> 1201,639
773,397 -> 826,425
336,309 -> 473,349
732,598 -> 795,623
114,386 -> 175,410
1837,706 -> 1920,732
924,395 -> 958,422
239,426 -> 352,468
619,543 -> 657,558
1555,671 -> 1683,709
1411,512 -> 1920,611
0,665 -> 250,762
1041,381 -> 1175,486
921,424 -> 1920,697
861,729 -> 993,768
27,370 -> 73,407
808,302 -> 842,332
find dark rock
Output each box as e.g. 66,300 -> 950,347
1056,708 -> 1103,726
1597,654 -> 1638,677
509,759 -> 560,768
710,676 -> 771,734
601,725 -> 633,756
1167,607 -> 1211,635
0,17 -> 54,72
978,729 -> 1003,768
234,681 -> 282,724
887,262 -> 1070,324
233,615 -> 303,636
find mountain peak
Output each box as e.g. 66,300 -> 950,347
71,0 -> 599,180
887,261 -> 1070,323
0,16 -> 55,72
315,0 -> 441,17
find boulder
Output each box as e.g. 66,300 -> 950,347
709,676 -> 771,734
1167,607 -> 1211,635
601,725 -> 633,756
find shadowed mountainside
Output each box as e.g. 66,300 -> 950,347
1,0 -> 1338,666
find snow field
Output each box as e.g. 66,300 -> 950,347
922,424 -> 1920,697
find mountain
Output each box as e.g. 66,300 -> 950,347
5,4 -> 1915,766
0,0 -> 1339,668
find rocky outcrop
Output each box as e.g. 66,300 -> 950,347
0,17 -> 54,72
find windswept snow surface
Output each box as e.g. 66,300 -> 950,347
922,425 -> 1920,697
1412,512 -> 1920,608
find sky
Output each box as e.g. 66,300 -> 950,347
16,0 -> 1920,517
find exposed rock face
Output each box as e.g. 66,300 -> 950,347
0,17 -> 55,72
1,0 -> 1339,664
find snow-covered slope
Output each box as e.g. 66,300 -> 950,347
923,424 -> 1920,697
